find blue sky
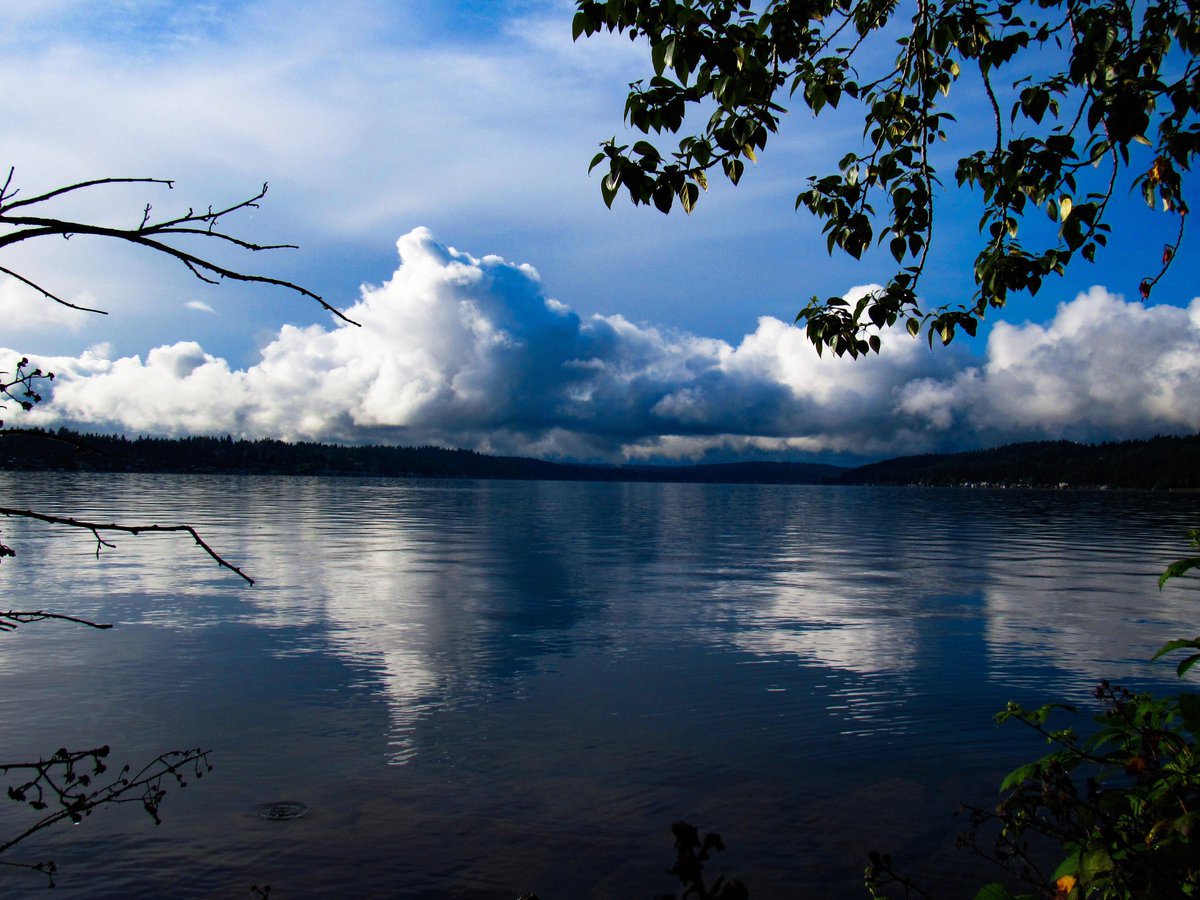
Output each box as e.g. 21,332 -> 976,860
2,0 -> 1198,464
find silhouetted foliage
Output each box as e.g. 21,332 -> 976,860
1,746 -> 212,887
574,0 -> 1197,355
659,821 -> 749,900
939,679 -> 1200,900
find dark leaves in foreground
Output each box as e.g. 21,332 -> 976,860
1,746 -> 212,886
660,820 -> 748,900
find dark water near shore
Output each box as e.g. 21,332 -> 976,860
0,473 -> 1197,898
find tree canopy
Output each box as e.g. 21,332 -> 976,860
573,0 -> 1199,356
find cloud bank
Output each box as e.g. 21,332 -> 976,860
8,228 -> 1200,463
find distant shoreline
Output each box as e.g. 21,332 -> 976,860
1,428 -> 1198,491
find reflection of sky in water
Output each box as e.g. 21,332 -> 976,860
1,474 -> 1197,897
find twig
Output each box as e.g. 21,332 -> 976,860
0,744 -> 212,883
0,265 -> 108,314
0,506 -> 254,584
0,173 -> 359,326
0,610 -> 112,631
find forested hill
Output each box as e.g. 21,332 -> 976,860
832,434 -> 1200,490
0,429 -> 842,484
1,429 -> 1197,488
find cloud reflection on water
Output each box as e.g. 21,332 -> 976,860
4,474 -> 1200,897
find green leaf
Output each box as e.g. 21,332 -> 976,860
571,11 -> 588,41
679,182 -> 699,214
1052,855 -> 1080,880
651,38 -> 669,76
1178,691 -> 1200,733
1173,809 -> 1200,837
601,173 -> 620,208
974,884 -> 1018,900
1159,557 -> 1200,588
650,36 -> 677,77
1000,761 -> 1041,792
1177,653 -> 1200,678
1153,638 -> 1200,661
724,157 -> 744,185
1080,846 -> 1113,880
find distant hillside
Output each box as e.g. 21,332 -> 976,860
833,434 -> 1200,490
0,429 -> 843,485
3,429 -> 1196,489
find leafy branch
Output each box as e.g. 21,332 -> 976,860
0,358 -> 54,428
0,746 -> 212,887
662,821 -> 748,900
574,0 -> 1198,356
958,681 -> 1200,900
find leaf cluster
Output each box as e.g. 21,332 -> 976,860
574,0 -> 1199,355
660,820 -> 748,900
0,357 -> 54,427
0,746 -> 212,887
962,682 -> 1200,899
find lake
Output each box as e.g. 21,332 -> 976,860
0,473 -> 1197,898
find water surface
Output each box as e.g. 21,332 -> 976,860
0,474 -> 1196,898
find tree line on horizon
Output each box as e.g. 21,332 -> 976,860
1,427 -> 1197,490
833,433 -> 1200,490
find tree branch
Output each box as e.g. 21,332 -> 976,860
0,172 -> 360,327
0,174 -> 176,214
0,745 -> 212,885
0,264 -> 107,314
0,506 -> 254,585
0,610 -> 112,632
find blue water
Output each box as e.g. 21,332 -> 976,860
0,474 -> 1197,898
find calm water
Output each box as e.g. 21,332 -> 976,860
0,473 -> 1197,898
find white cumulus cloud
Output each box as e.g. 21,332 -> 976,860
898,286 -> 1200,446
7,229 -> 1200,462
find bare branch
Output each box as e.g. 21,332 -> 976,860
0,217 -> 357,325
0,172 -> 360,326
0,265 -> 108,314
145,183 -> 268,231
142,227 -> 299,253
0,611 -> 113,632
0,176 -> 175,215
0,506 -> 255,585
0,168 -> 16,206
